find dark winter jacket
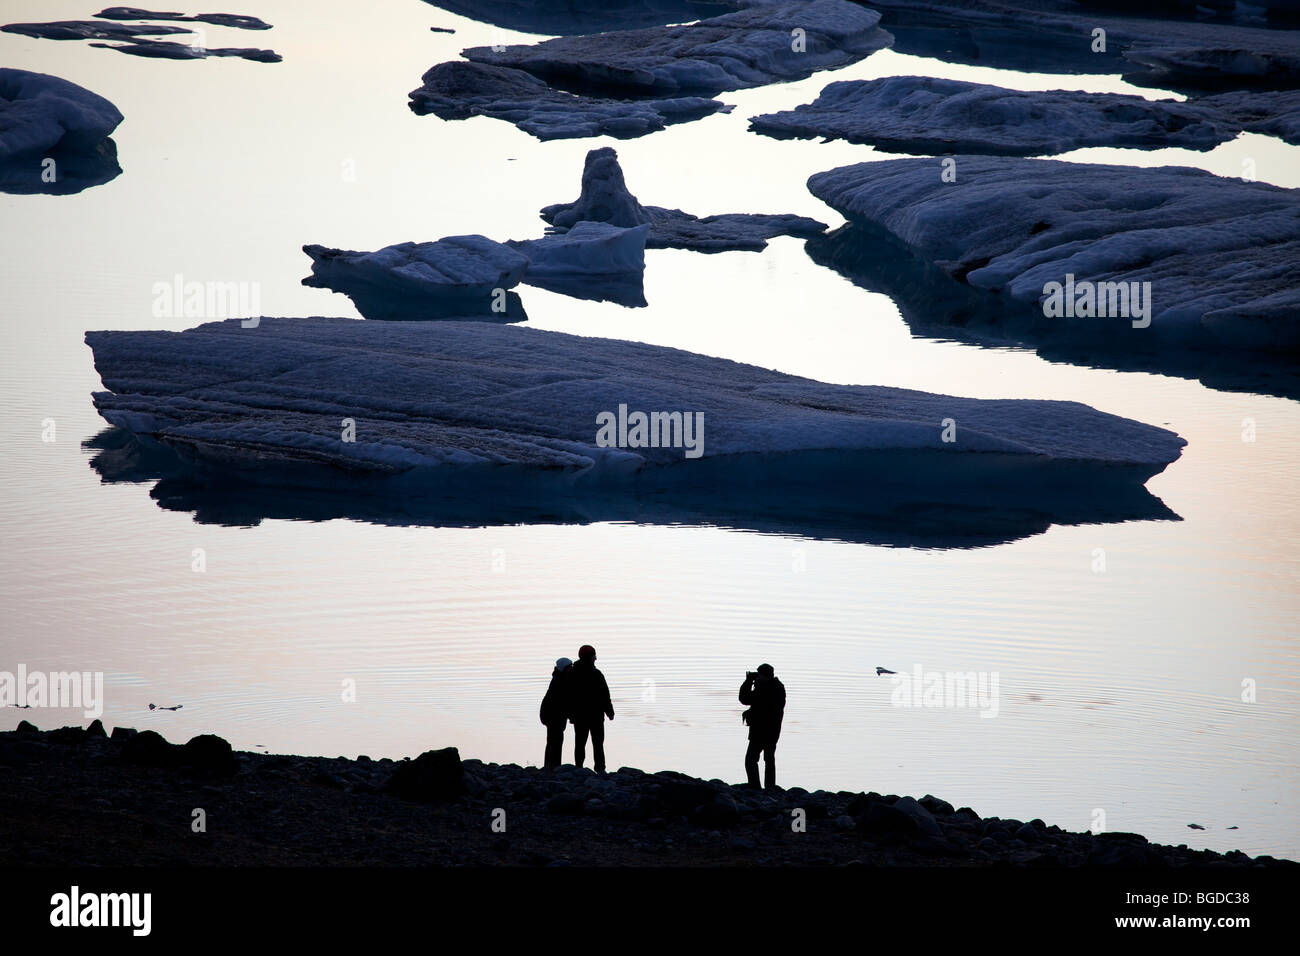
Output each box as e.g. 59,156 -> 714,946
540,667 -> 573,726
739,674 -> 786,742
568,659 -> 614,725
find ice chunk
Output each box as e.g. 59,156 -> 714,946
3,16 -> 279,61
0,69 -> 124,194
302,236 -> 530,320
751,76 -> 1237,154
861,0 -> 1300,90
541,146 -> 827,252
83,317 -> 1185,544
409,61 -> 728,141
93,8 -> 273,30
807,156 -> 1300,350
461,0 -> 892,96
508,221 -> 650,306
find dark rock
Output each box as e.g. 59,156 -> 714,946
893,796 -> 942,837
121,729 -> 177,767
182,734 -> 238,776
49,725 -> 86,745
919,794 -> 955,816
692,792 -> 740,828
857,800 -> 919,838
15,720 -> 38,734
545,792 -> 585,815
386,747 -> 465,801
1014,823 -> 1041,842
110,726 -> 137,741
85,719 -> 107,739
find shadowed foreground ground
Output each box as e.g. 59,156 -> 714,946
2,722 -> 1292,867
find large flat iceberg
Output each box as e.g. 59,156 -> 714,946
807,156 -> 1300,351
84,318 -> 1184,546
751,76 -> 1255,154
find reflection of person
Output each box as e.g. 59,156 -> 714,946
540,657 -> 573,769
570,644 -> 614,773
739,663 -> 786,790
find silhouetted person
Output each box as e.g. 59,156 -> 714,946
540,657 -> 573,769
739,663 -> 785,790
570,644 -> 614,773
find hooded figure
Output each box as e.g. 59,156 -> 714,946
540,657 -> 573,769
739,663 -> 785,789
569,644 -> 614,773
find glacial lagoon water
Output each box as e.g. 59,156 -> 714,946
1,1 -> 1297,859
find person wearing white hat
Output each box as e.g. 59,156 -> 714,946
540,657 -> 574,769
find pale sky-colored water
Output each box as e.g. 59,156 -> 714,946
1,1 -> 1297,859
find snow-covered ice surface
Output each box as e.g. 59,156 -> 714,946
409,61 -> 729,141
541,146 -> 827,251
808,156 -> 1300,351
1198,88 -> 1300,146
863,0 -> 1300,90
411,0 -> 892,139
301,236 -> 530,320
751,75 -> 1259,154
83,317 -> 1183,546
0,67 -> 123,194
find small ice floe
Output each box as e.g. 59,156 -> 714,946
876,667 -> 897,676
410,0 -> 890,139
3,14 -> 280,62
148,703 -> 182,711
507,222 -> 650,307
0,68 -> 124,195
807,156 -> 1300,352
409,61 -> 728,141
301,235 -> 531,321
751,76 -> 1247,155
83,317 -> 1185,545
93,7 -> 272,30
541,146 -> 827,252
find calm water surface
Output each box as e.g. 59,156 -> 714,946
1,1 -> 1297,858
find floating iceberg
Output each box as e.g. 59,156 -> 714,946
861,0 -> 1300,90
807,156 -> 1300,351
0,69 -> 123,195
412,0 -> 891,139
751,76 -> 1239,154
1196,88 -> 1300,146
541,147 -> 827,252
93,8 -> 272,30
461,0 -> 891,96
409,61 -> 728,141
84,317 -> 1184,546
3,16 -> 280,61
301,236 -> 530,321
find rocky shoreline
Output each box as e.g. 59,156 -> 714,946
3,721 -> 1293,868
